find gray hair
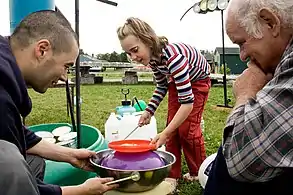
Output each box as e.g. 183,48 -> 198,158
228,0 -> 293,39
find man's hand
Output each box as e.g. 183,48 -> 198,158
69,149 -> 96,172
233,63 -> 273,106
62,177 -> 118,195
80,177 -> 118,195
27,140 -> 97,172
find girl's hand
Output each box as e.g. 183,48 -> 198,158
150,132 -> 168,149
138,111 -> 152,126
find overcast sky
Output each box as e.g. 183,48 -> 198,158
0,0 -> 237,54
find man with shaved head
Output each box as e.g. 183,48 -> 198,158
204,0 -> 293,194
0,10 -> 117,195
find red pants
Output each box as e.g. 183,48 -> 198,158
166,78 -> 211,179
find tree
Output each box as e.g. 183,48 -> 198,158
102,53 -> 111,61
109,51 -> 119,62
119,52 -> 129,62
96,53 -> 104,60
94,52 -> 130,62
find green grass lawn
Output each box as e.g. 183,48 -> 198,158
26,84 -> 235,195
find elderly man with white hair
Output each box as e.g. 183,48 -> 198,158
204,0 -> 293,194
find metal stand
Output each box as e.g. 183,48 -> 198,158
74,0 -> 118,148
217,10 -> 232,108
75,0 -> 81,148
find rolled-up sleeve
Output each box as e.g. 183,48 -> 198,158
23,126 -> 42,150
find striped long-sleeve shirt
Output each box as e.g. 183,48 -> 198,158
222,38 -> 293,182
145,43 -> 210,115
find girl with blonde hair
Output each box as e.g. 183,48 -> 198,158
117,17 -> 211,191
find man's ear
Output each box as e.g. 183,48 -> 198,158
259,8 -> 281,37
34,39 -> 51,60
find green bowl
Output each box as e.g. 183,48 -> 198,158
28,123 -> 108,186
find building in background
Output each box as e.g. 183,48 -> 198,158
203,52 -> 215,73
214,47 -> 247,75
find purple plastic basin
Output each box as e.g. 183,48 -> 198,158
100,151 -> 165,170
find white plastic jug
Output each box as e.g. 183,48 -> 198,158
104,112 -> 120,142
119,112 -> 158,140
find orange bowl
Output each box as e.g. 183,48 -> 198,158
108,139 -> 156,153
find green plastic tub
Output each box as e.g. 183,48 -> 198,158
28,123 -> 108,186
